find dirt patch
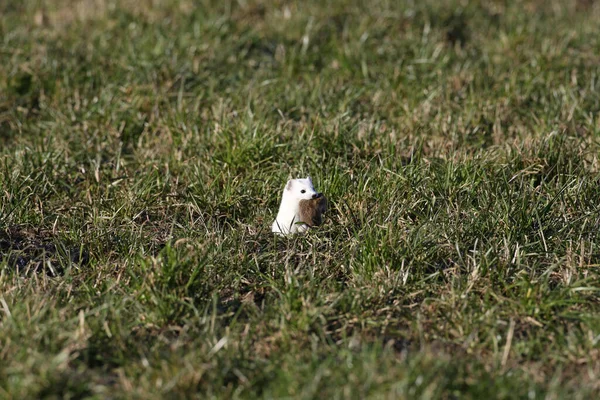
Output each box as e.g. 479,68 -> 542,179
0,226 -> 89,276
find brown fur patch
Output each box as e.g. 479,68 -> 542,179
298,195 -> 328,227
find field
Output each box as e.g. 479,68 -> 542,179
2,0 -> 600,398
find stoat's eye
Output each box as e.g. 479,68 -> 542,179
300,189 -> 306,194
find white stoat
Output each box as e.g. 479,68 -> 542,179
272,177 -> 321,235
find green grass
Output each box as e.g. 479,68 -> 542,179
2,0 -> 600,398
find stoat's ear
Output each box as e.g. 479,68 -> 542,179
306,176 -> 312,184
286,180 -> 294,191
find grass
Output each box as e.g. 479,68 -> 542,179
2,0 -> 600,398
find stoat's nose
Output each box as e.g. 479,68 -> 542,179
312,193 -> 321,199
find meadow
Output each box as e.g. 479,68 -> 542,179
2,0 -> 600,398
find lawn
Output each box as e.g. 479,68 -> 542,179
2,0 -> 600,398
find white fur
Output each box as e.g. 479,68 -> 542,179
272,177 -> 318,235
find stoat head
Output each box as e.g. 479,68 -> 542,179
282,176 -> 319,203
